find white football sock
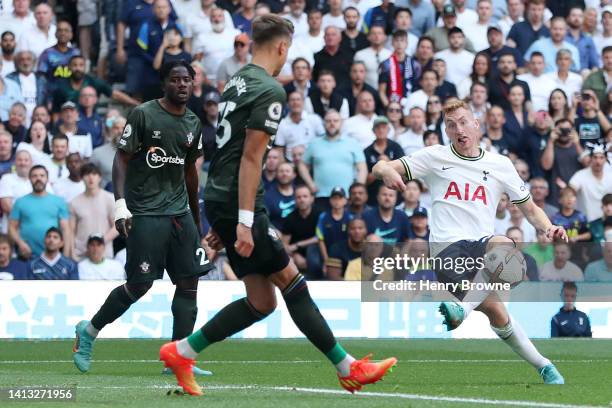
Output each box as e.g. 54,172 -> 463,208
491,316 -> 551,370
335,354 -> 356,377
85,323 -> 99,338
176,338 -> 198,359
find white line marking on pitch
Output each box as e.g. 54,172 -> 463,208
0,359 -> 609,364
73,384 -> 602,408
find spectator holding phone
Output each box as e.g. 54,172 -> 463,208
572,89 -> 610,147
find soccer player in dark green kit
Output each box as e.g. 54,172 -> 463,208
73,60 -> 213,374
160,15 -> 396,396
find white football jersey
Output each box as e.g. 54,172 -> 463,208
399,145 -> 530,254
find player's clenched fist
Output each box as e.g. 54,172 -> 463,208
546,225 -> 568,243
234,224 -> 254,257
375,162 -> 406,192
114,198 -> 133,238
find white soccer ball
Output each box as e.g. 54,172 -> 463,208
483,246 -> 526,287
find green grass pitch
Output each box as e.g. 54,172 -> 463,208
0,338 -> 611,407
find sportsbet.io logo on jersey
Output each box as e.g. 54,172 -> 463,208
146,146 -> 185,169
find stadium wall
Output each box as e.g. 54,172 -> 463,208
1,281 -> 611,339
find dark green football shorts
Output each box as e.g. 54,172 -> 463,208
125,213 -> 213,284
206,202 -> 290,279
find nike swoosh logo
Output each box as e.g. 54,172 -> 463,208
442,166 -> 453,170
279,200 -> 295,210
374,228 -> 397,238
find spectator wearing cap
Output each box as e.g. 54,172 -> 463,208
590,194 -> 612,244
517,52 -> 558,112
362,184 -> 410,244
298,109 -> 367,211
37,20 -> 81,95
264,162 -> 296,230
216,33 -> 251,92
583,46 -> 612,105
483,24 -> 525,75
16,3 -> 56,59
462,0 -> 494,53
69,163 -> 116,260
434,27 -> 475,86
313,26 -> 353,88
5,51 -> 47,127
53,152 -> 85,203
0,31 -> 17,78
565,7 -> 600,72
593,6 -> 612,56
342,91 -> 378,148
0,233 -> 28,279
507,0 -> 549,56
364,116 -> 404,205
569,145 -> 612,222
339,7 -> 369,57
9,165 -> 70,259
362,0 -> 395,35
280,184 -> 321,279
275,91 -> 324,162
152,26 -> 192,72
408,206 -> 430,240
53,101 -> 93,159
378,30 -> 419,107
27,226 -> 77,279
193,7 -> 240,86
326,217 -> 367,280
354,26 -> 392,89
525,17 -> 581,74
316,186 -> 353,277
3,102 -> 27,152
551,282 -> 592,336
52,55 -> 139,116
424,5 -> 476,53
78,234 -> 125,280
201,90 -> 220,163
76,86 -> 104,149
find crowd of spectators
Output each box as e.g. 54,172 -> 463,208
0,0 -> 610,283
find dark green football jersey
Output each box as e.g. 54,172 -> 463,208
205,63 -> 286,217
118,100 -> 203,216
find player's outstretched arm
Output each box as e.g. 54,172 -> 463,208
517,198 -> 568,242
235,129 -> 270,257
112,149 -> 134,238
372,159 -> 407,192
184,161 -> 202,236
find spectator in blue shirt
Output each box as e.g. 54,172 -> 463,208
565,7 -> 600,71
37,20 -> 81,94
232,0 -> 256,34
405,0 -> 436,37
507,0 -> 550,55
584,242 -> 612,281
316,186 -> 353,275
326,218 -> 367,280
77,86 -> 104,148
551,282 -> 592,337
0,233 -> 29,280
0,76 -> 23,122
362,185 -> 411,244
524,17 -> 581,73
408,206 -> 430,240
9,165 -> 70,259
28,227 -> 78,280
363,0 -> 395,35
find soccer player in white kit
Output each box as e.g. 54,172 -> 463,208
373,100 -> 567,384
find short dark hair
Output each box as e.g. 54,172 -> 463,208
421,68 -> 439,80
562,281 -> 577,293
417,36 -> 434,49
29,164 -> 48,177
603,193 -> 612,206
498,50 -> 516,62
1,31 -> 15,40
69,55 -> 86,65
294,184 -> 313,196
80,162 -> 101,178
555,117 -> 574,127
392,29 -> 408,40
52,134 -> 69,145
292,57 -> 310,70
343,6 -> 359,16
447,27 -> 464,37
530,51 -> 545,60
349,182 -> 367,193
470,81 -> 488,93
46,226 -> 63,240
393,7 -> 412,19
0,233 -> 10,246
159,59 -> 195,81
252,15 -> 294,45
317,69 -> 336,80
604,45 -> 612,56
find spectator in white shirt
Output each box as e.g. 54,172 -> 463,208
593,7 -> 612,56
456,51 -> 492,100
443,0 -> 478,30
78,234 -> 125,280
322,0 -> 346,31
342,90 -> 377,148
518,52 -> 558,112
16,3 -> 56,59
285,0 -> 309,38
544,49 -> 583,106
276,91 -> 324,161
434,26 -> 475,85
403,68 -> 438,112
0,0 -> 36,43
53,152 -> 85,203
294,9 -> 325,55
569,147 -> 612,222
0,31 -> 17,78
463,0 -> 494,52
16,120 -> 52,169
54,101 -> 93,159
540,242 -> 584,281
193,7 -> 240,86
183,0 -> 235,54
395,106 -> 426,154
354,25 -> 392,89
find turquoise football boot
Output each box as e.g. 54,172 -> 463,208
73,320 -> 95,373
539,364 -> 565,384
438,302 -> 465,331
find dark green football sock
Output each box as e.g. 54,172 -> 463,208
282,274 -> 340,361
171,289 -> 198,340
91,285 -> 136,331
187,297 -> 268,353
